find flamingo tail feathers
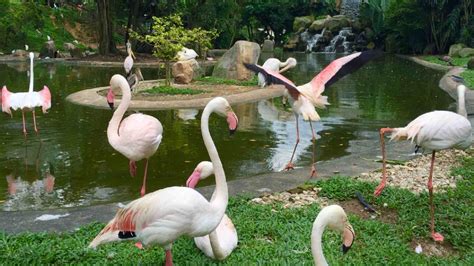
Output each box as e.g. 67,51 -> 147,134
389,126 -> 420,142
38,86 -> 51,113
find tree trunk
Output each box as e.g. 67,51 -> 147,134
96,0 -> 117,55
125,0 -> 141,44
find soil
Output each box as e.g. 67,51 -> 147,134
338,199 -> 398,225
410,238 -> 457,257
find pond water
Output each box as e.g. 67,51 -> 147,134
0,53 -> 453,211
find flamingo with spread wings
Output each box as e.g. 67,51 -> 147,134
245,50 -> 381,176
2,52 -> 51,136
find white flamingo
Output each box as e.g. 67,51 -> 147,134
1,52 -> 51,135
89,97 -> 239,266
106,74 -> 163,197
245,50 -> 381,177
311,205 -> 355,266
258,57 -> 297,87
176,47 -> 198,61
374,83 -> 472,242
124,41 -> 135,76
186,161 -> 238,260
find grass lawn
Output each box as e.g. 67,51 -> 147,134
421,55 -> 474,89
0,155 -> 472,264
194,76 -> 258,86
142,85 -> 205,95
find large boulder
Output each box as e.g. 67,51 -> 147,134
325,15 -> 350,33
467,57 -> 474,69
458,47 -> 474,58
39,40 -> 57,58
293,16 -> 314,31
212,41 -> 260,80
262,40 -> 274,52
283,34 -> 299,51
448,43 -> 466,57
172,59 -> 203,84
12,49 -> 28,57
309,18 -> 326,33
63,42 -> 84,58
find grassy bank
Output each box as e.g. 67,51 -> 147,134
0,155 -> 472,264
421,55 -> 474,88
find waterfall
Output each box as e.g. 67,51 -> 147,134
340,0 -> 361,19
324,27 -> 353,53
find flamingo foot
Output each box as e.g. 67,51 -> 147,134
283,162 -> 295,171
134,242 -> 143,249
310,165 -> 317,178
129,161 -> 137,177
374,182 -> 386,197
431,232 -> 444,242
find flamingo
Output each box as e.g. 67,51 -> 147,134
374,82 -> 472,242
106,74 -> 163,197
89,97 -> 239,266
311,205 -> 355,266
176,47 -> 198,61
124,41 -> 135,76
245,50 -> 381,176
258,57 -> 297,87
186,161 -> 238,260
1,52 -> 51,136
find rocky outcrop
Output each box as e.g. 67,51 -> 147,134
172,59 -> 203,84
63,42 -> 84,58
468,58 -> 474,70
262,40 -> 274,52
458,47 -> 474,58
212,41 -> 260,81
448,43 -> 466,57
39,40 -> 58,58
293,16 -> 314,32
12,49 -> 28,57
325,15 -> 351,33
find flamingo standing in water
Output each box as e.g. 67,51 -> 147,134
311,205 -> 355,266
186,161 -> 238,260
89,97 -> 239,266
124,41 -> 135,76
1,52 -> 51,136
245,50 -> 381,176
258,57 -> 297,88
374,82 -> 472,242
106,74 -> 163,197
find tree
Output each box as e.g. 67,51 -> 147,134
96,0 -> 117,55
131,14 -> 217,85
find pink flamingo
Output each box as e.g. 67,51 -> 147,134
1,52 -> 51,135
245,50 -> 381,177
374,83 -> 472,242
186,161 -> 238,260
89,97 -> 239,266
106,74 -> 163,197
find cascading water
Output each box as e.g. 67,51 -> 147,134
305,28 -> 326,52
324,27 -> 353,53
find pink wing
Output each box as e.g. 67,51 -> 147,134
38,86 -> 52,113
1,86 -> 12,116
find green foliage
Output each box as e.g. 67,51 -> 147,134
460,70 -> 474,90
359,0 -> 392,43
420,56 -> 474,88
194,76 -> 257,86
143,86 -> 205,95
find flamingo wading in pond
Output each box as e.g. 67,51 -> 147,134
186,161 -> 238,260
258,57 -> 297,88
374,82 -> 472,242
1,52 -> 51,135
245,50 -> 381,176
89,97 -> 239,266
106,74 -> 163,197
311,205 -> 355,266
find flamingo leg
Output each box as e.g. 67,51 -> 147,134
165,249 -> 173,266
374,127 -> 393,196
129,160 -> 137,177
22,110 -> 27,136
428,151 -> 444,242
140,159 -> 149,197
32,110 -> 38,135
309,120 -> 317,178
284,114 -> 300,171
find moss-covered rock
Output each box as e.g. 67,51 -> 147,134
325,15 -> 350,33
458,48 -> 474,58
448,43 -> 466,57
293,16 -> 314,32
467,57 -> 474,69
308,19 -> 326,33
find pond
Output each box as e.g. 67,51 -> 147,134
0,53 -> 452,211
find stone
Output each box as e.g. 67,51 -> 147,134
172,59 -> 202,84
467,57 -> 474,69
308,18 -> 326,33
262,39 -> 274,52
458,47 -> 474,58
63,42 -> 84,58
12,49 -> 28,57
39,40 -> 58,58
212,40 -> 260,81
448,43 -> 466,57
293,16 -> 314,31
324,15 -> 350,33
206,49 -> 227,58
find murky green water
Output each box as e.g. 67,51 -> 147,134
0,54 -> 452,210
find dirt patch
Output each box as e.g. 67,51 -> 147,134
250,186 -> 329,208
410,238 -> 457,257
338,199 -> 398,224
63,21 -> 98,49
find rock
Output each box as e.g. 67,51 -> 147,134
351,20 -> 363,32
448,43 -> 466,57
309,18 -> 326,33
39,40 -> 58,58
283,34 -> 300,51
467,57 -> 474,69
212,40 -> 260,80
293,16 -> 314,31
458,47 -> 474,58
206,49 -> 227,58
325,15 -> 350,33
262,39 -> 274,52
12,49 -> 28,57
172,59 -> 203,84
63,42 -> 84,58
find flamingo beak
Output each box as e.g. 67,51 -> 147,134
227,111 -> 238,135
342,223 -> 355,254
186,170 -> 201,189
106,88 -> 115,109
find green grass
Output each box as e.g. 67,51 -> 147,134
421,55 -> 474,89
143,85 -> 205,95
0,154 -> 472,264
194,76 -> 258,86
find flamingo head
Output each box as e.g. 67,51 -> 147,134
325,207 -> 355,254
209,97 -> 239,135
106,88 -> 115,109
185,161 -> 213,189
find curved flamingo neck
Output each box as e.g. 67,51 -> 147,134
107,78 -> 132,143
209,230 -> 226,260
457,85 -> 467,118
28,54 -> 34,93
311,216 -> 329,266
201,102 -> 228,215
